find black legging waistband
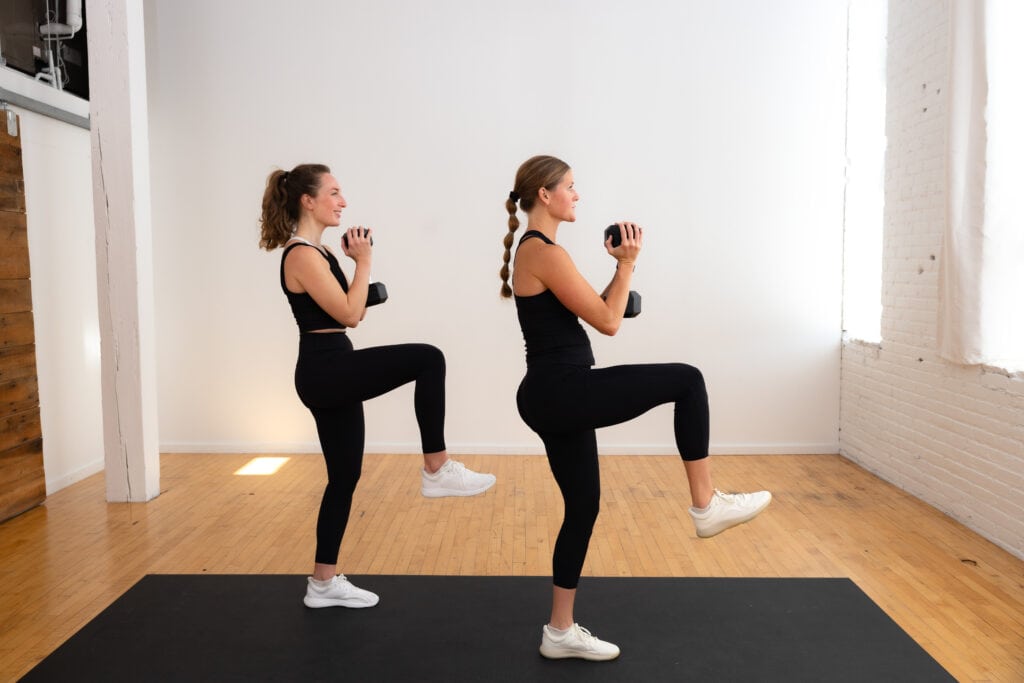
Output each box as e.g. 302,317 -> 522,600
299,332 -> 352,353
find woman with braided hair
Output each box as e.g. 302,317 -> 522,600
261,163 -> 496,609
500,154 -> 770,661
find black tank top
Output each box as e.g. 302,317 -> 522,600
514,231 -> 595,367
280,242 -> 350,332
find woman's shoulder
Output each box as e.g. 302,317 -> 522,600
518,237 -> 569,263
283,242 -> 329,267
284,240 -> 327,253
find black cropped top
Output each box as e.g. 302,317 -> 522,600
514,231 -> 595,367
280,242 -> 349,332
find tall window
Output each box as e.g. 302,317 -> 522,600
978,1 -> 1024,371
942,0 -> 1024,372
842,1 -> 887,344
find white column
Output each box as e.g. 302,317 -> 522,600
85,0 -> 160,502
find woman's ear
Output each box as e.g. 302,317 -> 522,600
537,187 -> 550,206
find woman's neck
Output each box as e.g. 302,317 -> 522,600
292,218 -> 325,246
526,217 -> 559,242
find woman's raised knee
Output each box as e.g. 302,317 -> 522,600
416,343 -> 446,372
671,363 -> 705,391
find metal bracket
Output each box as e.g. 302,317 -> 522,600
6,108 -> 17,137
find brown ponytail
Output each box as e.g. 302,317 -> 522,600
499,155 -> 571,298
499,194 -> 519,298
258,163 -> 331,250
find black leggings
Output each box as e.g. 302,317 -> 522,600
294,333 -> 446,565
516,362 -> 709,589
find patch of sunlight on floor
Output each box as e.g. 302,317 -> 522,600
234,456 -> 290,476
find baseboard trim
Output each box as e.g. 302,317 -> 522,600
45,459 -> 104,495
159,441 -> 839,456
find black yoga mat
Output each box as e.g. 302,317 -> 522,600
21,575 -> 953,682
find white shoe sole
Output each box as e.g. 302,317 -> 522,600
420,478 -> 496,498
539,644 -> 620,661
303,595 -> 379,609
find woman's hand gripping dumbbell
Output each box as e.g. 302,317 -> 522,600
342,228 -> 388,306
603,224 -> 641,318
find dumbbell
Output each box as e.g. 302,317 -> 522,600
343,229 -> 388,307
364,282 -> 388,306
603,225 -> 642,318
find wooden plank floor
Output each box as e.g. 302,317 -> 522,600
1,453 -> 1021,681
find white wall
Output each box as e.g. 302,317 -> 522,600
840,0 -> 1024,559
144,0 -> 849,455
16,107 -> 106,492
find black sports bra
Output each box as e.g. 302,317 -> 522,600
513,231 -> 594,367
280,242 -> 349,332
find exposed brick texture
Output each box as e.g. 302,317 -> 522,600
840,0 -> 1024,559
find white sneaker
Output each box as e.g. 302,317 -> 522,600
302,575 -> 379,609
421,459 -> 496,498
689,489 -> 772,538
539,623 -> 620,661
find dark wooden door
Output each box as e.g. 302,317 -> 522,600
0,110 -> 45,522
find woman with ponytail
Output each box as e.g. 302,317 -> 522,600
260,163 -> 496,609
501,155 -> 771,661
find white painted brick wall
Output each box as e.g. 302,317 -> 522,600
839,0 -> 1024,559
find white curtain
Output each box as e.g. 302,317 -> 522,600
940,0 -> 1024,370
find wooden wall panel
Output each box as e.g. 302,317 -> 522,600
0,142 -> 24,175
0,375 -> 39,416
0,211 -> 31,279
0,438 -> 45,522
0,344 -> 37,381
0,279 -> 33,313
0,134 -> 27,207
0,111 -> 45,522
0,407 -> 41,455
0,311 -> 36,348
